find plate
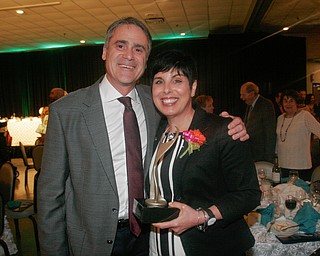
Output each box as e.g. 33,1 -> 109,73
271,220 -> 299,237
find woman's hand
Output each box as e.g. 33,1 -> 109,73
220,111 -> 249,141
152,202 -> 199,235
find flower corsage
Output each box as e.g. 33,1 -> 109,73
180,129 -> 206,158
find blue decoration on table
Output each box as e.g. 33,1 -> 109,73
293,202 -> 320,233
281,178 -> 310,193
256,203 -> 274,226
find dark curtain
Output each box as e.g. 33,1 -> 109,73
0,34 -> 305,118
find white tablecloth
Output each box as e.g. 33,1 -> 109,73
7,117 -> 41,146
0,216 -> 18,256
247,223 -> 320,256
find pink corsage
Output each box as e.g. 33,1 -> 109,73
180,129 -> 206,158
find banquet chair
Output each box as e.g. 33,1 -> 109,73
0,161 -> 40,253
0,193 -> 10,256
19,142 -> 35,187
32,145 -> 44,173
311,166 -> 320,183
254,161 -> 274,180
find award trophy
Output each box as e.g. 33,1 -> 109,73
133,127 -> 180,223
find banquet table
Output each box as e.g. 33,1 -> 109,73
0,216 -> 18,256
6,117 -> 41,146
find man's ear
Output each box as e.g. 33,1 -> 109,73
102,46 -> 107,61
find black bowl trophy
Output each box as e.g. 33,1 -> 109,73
133,127 -> 180,223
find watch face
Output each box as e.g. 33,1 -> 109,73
208,218 -> 216,226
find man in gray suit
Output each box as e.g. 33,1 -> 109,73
240,82 -> 276,163
38,17 -> 249,256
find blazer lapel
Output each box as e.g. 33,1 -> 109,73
81,77 -> 118,195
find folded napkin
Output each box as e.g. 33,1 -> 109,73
256,203 -> 274,226
281,178 -> 310,193
293,202 -> 320,233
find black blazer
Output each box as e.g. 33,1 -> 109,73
153,107 -> 261,256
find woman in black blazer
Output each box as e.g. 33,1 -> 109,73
147,50 -> 261,256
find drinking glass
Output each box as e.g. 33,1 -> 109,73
311,180 -> 320,207
285,195 -> 297,220
258,169 -> 266,183
288,170 -> 299,184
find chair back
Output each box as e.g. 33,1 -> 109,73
32,145 -> 44,172
0,193 -> 4,235
254,161 -> 274,180
0,162 -> 16,203
311,166 -> 320,184
19,142 -> 29,167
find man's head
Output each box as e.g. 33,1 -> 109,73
195,95 -> 214,113
299,89 -> 307,101
101,17 -> 152,94
240,82 -> 259,105
49,88 -> 65,103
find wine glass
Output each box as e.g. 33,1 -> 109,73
258,169 -> 266,185
285,195 -> 297,220
288,170 -> 299,184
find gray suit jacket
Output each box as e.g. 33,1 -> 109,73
245,95 -> 276,162
37,76 -> 160,255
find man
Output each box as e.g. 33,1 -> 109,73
195,94 -> 214,113
38,17 -> 249,256
240,82 -> 276,163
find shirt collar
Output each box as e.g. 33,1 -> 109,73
251,94 -> 260,107
99,75 -> 139,104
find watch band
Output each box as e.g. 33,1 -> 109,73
205,208 -> 215,219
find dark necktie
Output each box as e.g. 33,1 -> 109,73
118,97 -> 143,237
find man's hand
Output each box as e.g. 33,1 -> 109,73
220,111 -> 249,141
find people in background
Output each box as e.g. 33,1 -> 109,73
273,91 -> 284,118
276,89 -> 320,181
149,50 -> 260,256
0,121 -> 11,166
240,82 -> 276,163
298,89 -> 307,109
35,88 -> 66,144
195,94 -> 214,113
305,93 -> 319,121
37,17 -> 249,256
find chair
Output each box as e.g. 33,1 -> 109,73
311,166 -> 320,183
0,193 -> 10,256
19,142 -> 35,187
32,145 -> 44,173
255,161 -> 274,180
0,161 -> 40,253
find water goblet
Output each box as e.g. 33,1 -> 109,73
285,195 -> 297,220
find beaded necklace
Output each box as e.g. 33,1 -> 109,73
280,112 -> 297,142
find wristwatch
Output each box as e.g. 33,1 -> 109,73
206,208 -> 217,226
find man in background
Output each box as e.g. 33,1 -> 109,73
240,82 -> 276,163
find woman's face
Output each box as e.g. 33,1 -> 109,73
282,96 -> 298,114
152,68 -> 197,121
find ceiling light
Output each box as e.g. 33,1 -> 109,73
16,10 -> 24,14
180,33 -> 186,36
80,40 -> 86,44
283,27 -> 289,31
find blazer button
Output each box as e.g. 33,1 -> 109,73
175,195 -> 182,202
112,208 -> 118,214
107,240 -> 113,244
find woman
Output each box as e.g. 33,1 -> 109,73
147,50 -> 261,256
276,90 -> 320,180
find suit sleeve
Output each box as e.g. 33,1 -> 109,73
37,106 -> 69,255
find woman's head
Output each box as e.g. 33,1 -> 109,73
150,50 -> 198,126
280,89 -> 299,114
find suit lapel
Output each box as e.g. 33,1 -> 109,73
81,77 -> 118,195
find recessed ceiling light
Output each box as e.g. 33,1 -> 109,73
16,10 -> 24,14
180,32 -> 186,36
283,27 -> 289,31
80,40 -> 86,44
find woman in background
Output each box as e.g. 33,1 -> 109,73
147,50 -> 260,256
276,90 -> 320,181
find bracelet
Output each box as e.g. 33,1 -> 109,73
196,207 -> 209,232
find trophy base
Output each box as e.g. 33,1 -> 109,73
133,199 -> 180,224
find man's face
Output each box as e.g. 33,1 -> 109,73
240,86 -> 255,105
103,24 -> 149,94
299,90 -> 306,100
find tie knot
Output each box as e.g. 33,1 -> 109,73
118,97 -> 132,110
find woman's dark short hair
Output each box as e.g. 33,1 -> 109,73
149,50 -> 197,87
280,89 -> 300,105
